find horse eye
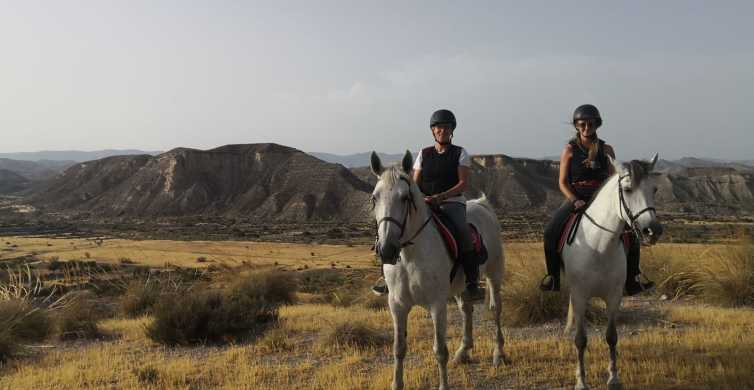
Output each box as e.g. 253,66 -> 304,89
653,187 -> 658,194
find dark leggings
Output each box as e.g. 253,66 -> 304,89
543,201 -> 574,279
543,201 -> 641,281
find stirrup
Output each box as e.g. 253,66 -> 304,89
371,277 -> 388,296
625,274 -> 655,296
464,283 -> 485,302
539,275 -> 560,292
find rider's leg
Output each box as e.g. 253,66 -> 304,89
541,201 -> 574,291
439,202 -> 484,301
625,233 -> 655,295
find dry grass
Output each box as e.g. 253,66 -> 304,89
0,237 -> 753,388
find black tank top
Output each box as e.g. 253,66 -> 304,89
419,145 -> 462,196
567,139 -> 610,200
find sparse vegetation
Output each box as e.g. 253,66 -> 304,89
146,271 -> 295,346
0,236 -> 753,388
322,320 -> 389,350
119,279 -> 160,317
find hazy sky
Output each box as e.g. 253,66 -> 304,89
1,1 -> 752,160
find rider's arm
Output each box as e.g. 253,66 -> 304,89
559,144 -> 579,203
604,144 -> 616,175
412,169 -> 422,187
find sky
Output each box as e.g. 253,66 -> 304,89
1,1 -> 752,160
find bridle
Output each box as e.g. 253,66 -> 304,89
583,174 -> 656,241
373,176 -> 433,256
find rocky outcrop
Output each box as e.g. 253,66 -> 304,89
29,144 -> 372,221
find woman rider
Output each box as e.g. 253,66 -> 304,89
372,109 -> 485,301
539,104 -> 655,295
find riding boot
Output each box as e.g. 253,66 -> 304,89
462,251 -> 485,302
625,234 -> 655,296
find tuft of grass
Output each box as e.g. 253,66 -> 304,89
256,326 -> 293,353
698,242 -> 754,307
133,366 -> 159,385
321,321 -> 389,350
501,258 -> 567,326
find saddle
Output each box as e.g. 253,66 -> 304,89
429,205 -> 488,264
557,211 -> 633,255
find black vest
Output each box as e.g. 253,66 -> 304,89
419,145 -> 462,196
568,139 -> 610,200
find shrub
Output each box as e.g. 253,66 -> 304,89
0,300 -> 52,362
146,271 -> 295,346
322,321 -> 389,350
53,291 -> 101,340
119,280 -> 160,317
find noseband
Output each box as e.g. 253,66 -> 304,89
617,174 -> 656,241
373,176 -> 433,257
583,174 -> 656,240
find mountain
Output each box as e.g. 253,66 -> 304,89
0,158 -> 70,181
308,152 -> 405,168
20,145 -> 754,222
0,169 -> 31,194
0,150 -> 161,163
29,144 -> 373,221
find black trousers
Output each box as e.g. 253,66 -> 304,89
543,201 -> 641,281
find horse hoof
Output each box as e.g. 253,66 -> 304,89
453,351 -> 471,364
574,383 -> 589,390
492,352 -> 510,366
607,380 -> 622,390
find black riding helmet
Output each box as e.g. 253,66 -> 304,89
430,109 -> 457,130
572,104 -> 602,128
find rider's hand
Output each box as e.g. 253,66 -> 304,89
425,195 -> 442,206
572,200 -> 586,210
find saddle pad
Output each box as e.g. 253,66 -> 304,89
558,212 -> 580,254
430,212 -> 486,262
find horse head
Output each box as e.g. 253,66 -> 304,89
609,153 -> 663,245
369,150 -> 416,264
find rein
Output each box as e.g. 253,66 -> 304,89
582,174 -> 656,240
375,176 -> 434,250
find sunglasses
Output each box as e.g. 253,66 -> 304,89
575,120 -> 598,129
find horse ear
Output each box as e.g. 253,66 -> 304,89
370,151 -> 384,177
608,154 -> 624,175
649,153 -> 659,171
401,150 -> 413,175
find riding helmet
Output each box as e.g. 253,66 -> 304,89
430,109 -> 457,130
572,104 -> 602,128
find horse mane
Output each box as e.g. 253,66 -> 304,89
589,159 -> 654,202
379,166 -> 424,203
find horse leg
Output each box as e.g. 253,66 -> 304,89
430,303 -> 450,390
572,296 -> 590,390
487,276 -> 507,366
605,295 -> 622,389
452,295 -> 473,364
390,302 -> 410,390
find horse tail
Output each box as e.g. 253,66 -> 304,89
565,294 -> 574,334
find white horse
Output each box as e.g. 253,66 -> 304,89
562,155 -> 663,390
370,151 -> 506,390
